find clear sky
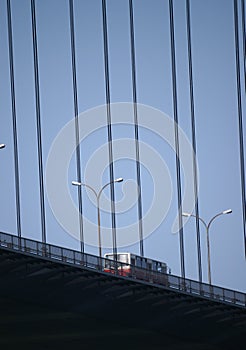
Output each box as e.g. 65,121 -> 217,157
0,0 -> 246,293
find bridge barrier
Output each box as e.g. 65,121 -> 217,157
0,231 -> 245,308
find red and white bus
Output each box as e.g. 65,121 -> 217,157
104,252 -> 170,286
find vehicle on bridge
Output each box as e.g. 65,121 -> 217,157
104,252 -> 170,286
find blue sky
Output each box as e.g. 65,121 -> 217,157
0,0 -> 246,293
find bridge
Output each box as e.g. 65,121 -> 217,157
0,231 -> 245,349
1,0 -> 246,348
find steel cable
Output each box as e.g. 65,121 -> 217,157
169,0 -> 185,279
129,0 -> 144,257
6,0 -> 21,238
186,0 -> 202,282
69,0 -> 84,253
102,0 -> 117,258
31,0 -> 46,244
234,0 -> 246,256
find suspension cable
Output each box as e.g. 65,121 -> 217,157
6,0 -> 21,238
102,0 -> 117,258
186,0 -> 202,282
69,0 -> 84,253
169,0 -> 185,279
129,0 -> 144,257
31,0 -> 46,244
242,0 -> 246,94
234,0 -> 246,257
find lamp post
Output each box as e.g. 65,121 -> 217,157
72,178 -> 123,258
182,209 -> 232,285
0,144 -> 5,149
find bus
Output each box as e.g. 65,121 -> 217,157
104,252 -> 170,286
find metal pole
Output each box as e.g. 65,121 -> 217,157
97,196 -> 102,258
182,209 -> 232,285
206,225 -> 212,285
72,178 -> 123,259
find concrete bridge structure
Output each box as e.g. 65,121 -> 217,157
0,231 -> 245,350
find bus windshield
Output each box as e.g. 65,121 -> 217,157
104,253 -> 129,265
118,254 -> 128,264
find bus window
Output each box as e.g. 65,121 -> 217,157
118,254 -> 129,264
142,258 -> 147,269
104,253 -> 129,264
136,256 -> 141,267
104,254 -> 114,260
131,258 -> 136,266
104,259 -> 114,269
161,263 -> 167,273
157,262 -> 162,272
154,262 -> 158,271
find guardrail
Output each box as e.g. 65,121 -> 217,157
0,231 -> 245,308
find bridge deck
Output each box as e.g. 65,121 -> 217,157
0,231 -> 246,349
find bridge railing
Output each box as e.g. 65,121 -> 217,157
0,231 -> 245,308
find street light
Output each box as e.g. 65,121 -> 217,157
0,144 -> 5,149
72,178 -> 123,258
182,209 -> 232,285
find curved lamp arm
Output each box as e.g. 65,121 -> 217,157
182,212 -> 208,230
182,209 -> 232,231
72,181 -> 98,198
72,177 -> 123,201
97,177 -> 123,201
207,209 -> 232,231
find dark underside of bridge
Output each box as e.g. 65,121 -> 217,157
0,247 -> 245,350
